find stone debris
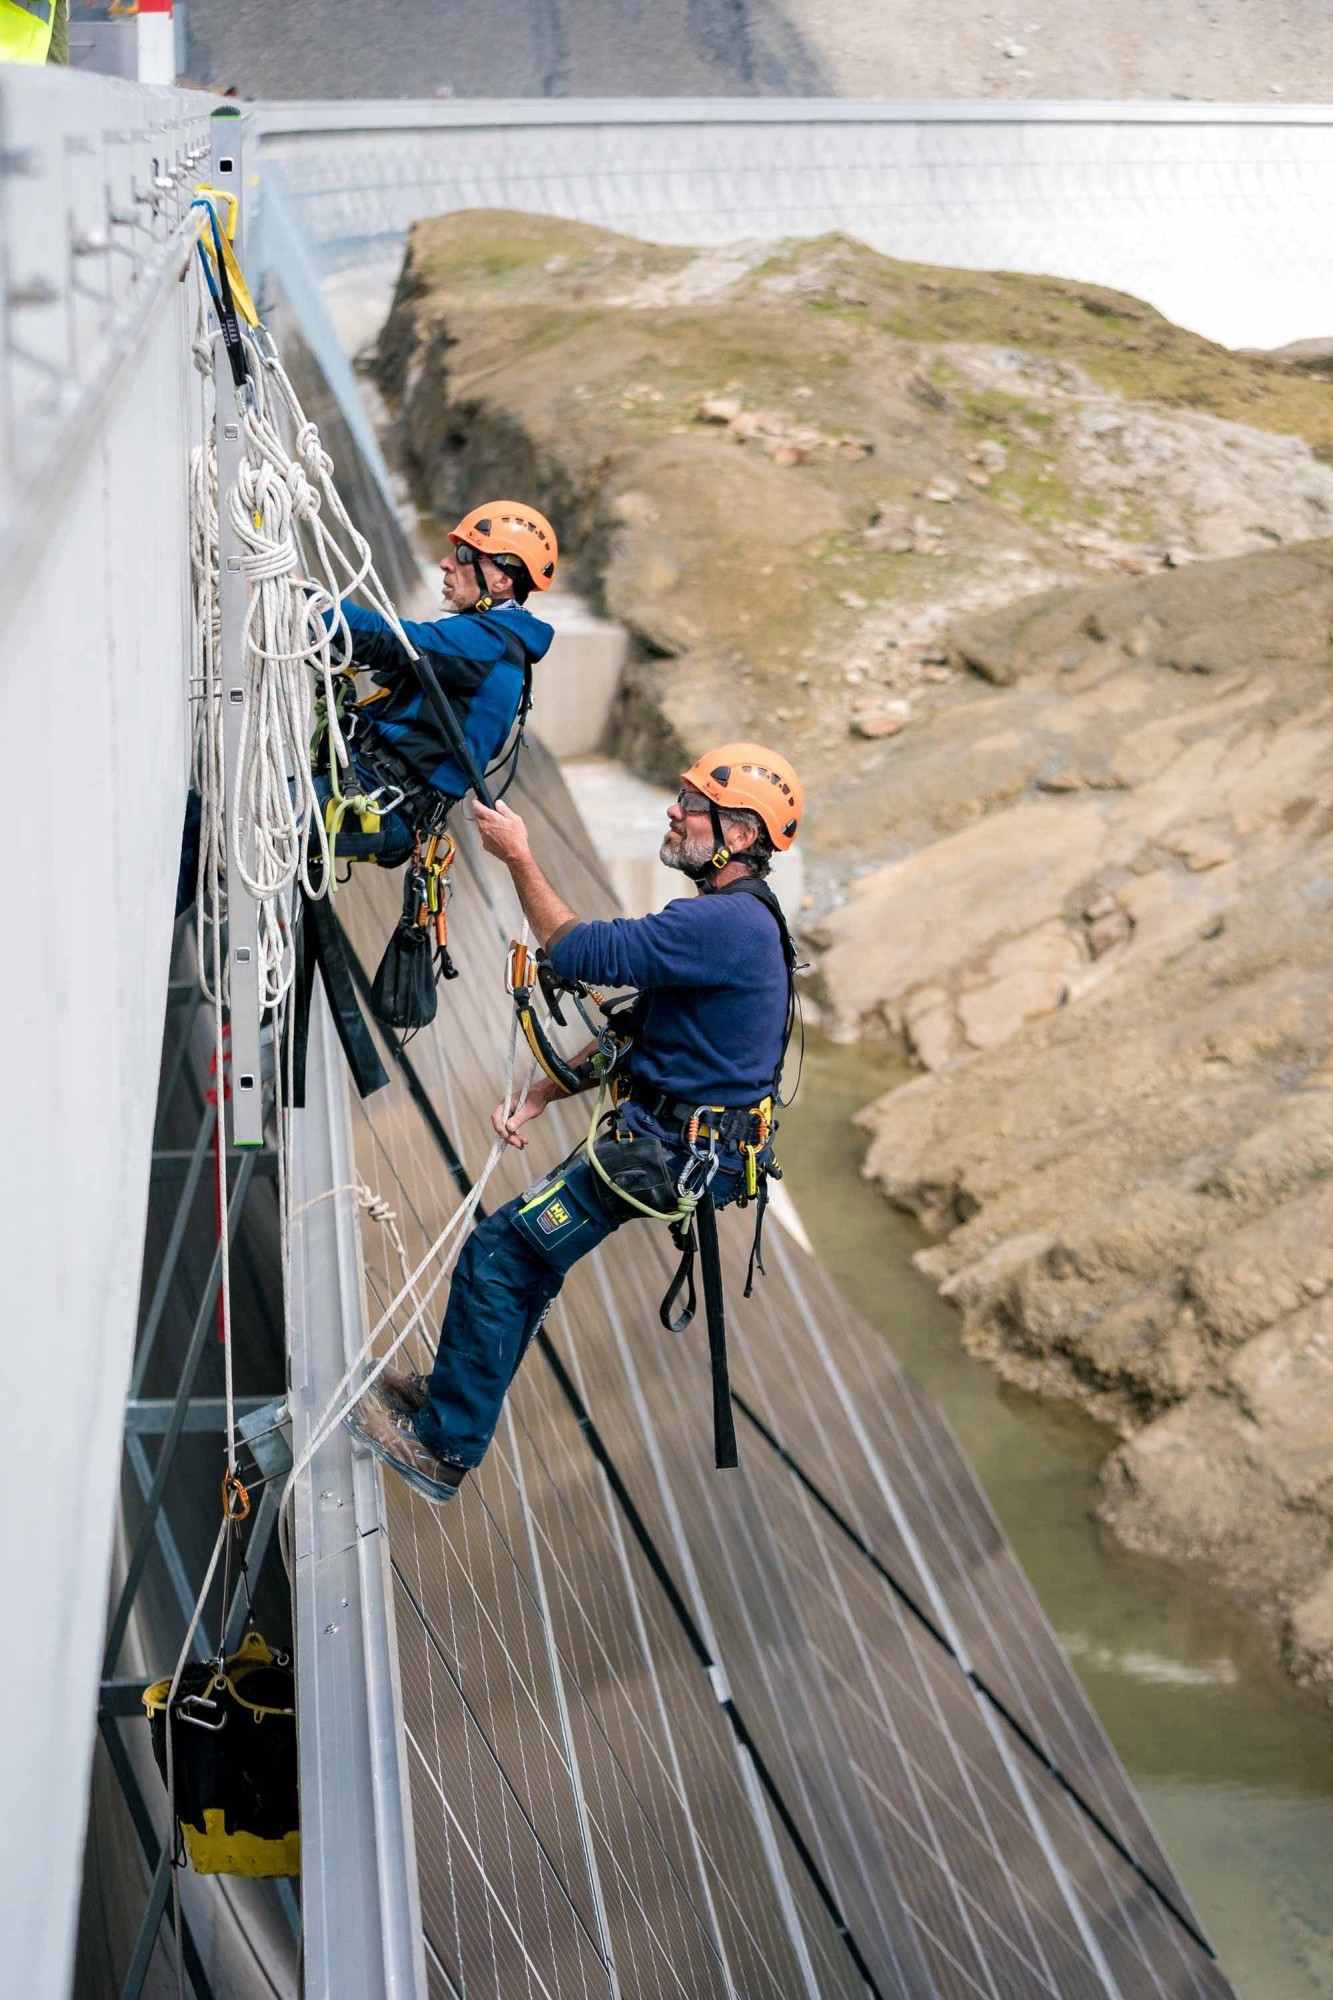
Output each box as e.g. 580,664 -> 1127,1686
694,396 -> 872,465
850,706 -> 910,739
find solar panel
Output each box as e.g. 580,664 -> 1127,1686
326,740 -> 1234,1999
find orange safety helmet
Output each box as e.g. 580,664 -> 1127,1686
449,500 -> 558,590
680,742 -> 803,851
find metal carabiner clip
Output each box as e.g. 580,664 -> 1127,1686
366,781 -> 406,819
175,1692 -> 228,1734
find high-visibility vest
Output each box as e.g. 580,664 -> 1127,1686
0,0 -> 55,63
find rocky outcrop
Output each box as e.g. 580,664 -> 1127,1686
847,547 -> 1333,1689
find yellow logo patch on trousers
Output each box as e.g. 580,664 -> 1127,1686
537,1197 -> 572,1235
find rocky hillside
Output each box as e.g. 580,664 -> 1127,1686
831,550 -> 1333,1691
375,210 -> 1333,1687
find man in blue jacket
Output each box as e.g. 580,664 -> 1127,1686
346,742 -> 804,1502
175,500 -> 557,914
318,499 -> 558,865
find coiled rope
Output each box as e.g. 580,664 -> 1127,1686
188,244 -> 422,1009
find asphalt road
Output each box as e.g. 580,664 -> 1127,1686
184,0 -> 1333,103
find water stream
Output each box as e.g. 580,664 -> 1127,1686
779,1032 -> 1333,2000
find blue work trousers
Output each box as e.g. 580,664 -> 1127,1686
413,1150 -> 740,1470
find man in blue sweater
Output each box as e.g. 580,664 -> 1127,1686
317,499 -> 558,862
346,742 -> 804,1502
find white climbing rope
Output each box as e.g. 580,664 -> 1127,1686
278,945 -> 536,1562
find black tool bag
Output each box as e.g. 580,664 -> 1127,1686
370,863 -> 438,1031
143,1632 -> 299,1878
588,1126 -> 681,1219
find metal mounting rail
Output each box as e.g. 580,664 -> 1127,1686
288,986 -> 427,2000
210,106 -> 266,1148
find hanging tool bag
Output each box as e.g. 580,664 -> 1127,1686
143,1631 -> 299,1879
370,856 -> 439,1032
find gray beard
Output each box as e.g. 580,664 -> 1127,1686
659,829 -> 714,875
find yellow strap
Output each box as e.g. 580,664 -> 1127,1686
193,185 -> 261,330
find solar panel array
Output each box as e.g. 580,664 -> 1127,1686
327,741 -> 1235,2000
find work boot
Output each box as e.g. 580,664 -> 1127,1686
343,1382 -> 468,1505
376,1363 -> 430,1415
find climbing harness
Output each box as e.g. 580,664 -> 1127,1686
312,668 -> 399,874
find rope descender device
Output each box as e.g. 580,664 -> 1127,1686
505,940 -> 631,1097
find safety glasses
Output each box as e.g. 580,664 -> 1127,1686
675,788 -> 713,815
453,540 -> 521,575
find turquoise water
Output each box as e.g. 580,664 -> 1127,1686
780,1033 -> 1333,2000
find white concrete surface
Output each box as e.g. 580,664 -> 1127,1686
0,69 -> 213,2000
261,98 -> 1333,351
533,594 -> 627,758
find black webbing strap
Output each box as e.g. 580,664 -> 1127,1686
200,202 -> 250,395
696,1193 -> 738,1471
659,1219 -> 697,1334
411,652 -> 495,809
291,888 -> 389,1104
658,1203 -> 738,1469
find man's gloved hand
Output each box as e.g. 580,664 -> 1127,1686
473,800 -> 531,864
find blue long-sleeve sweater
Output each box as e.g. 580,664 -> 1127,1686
546,890 -> 789,1113
330,600 -> 553,797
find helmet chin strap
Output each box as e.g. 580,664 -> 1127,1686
463,549 -> 501,614
682,801 -> 732,887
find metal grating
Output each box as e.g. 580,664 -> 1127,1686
319,739 -> 1234,1999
